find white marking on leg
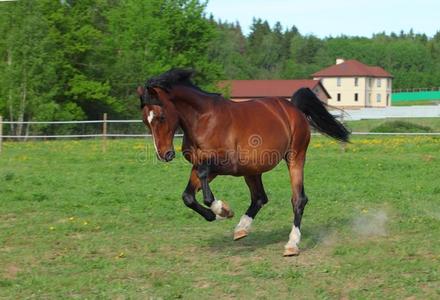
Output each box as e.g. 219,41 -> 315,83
210,199 -> 224,215
235,215 -> 253,232
285,225 -> 301,249
147,110 -> 155,124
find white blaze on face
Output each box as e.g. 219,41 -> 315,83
285,225 -> 301,249
147,110 -> 155,124
147,110 -> 160,157
235,215 -> 253,232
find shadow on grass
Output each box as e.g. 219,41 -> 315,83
204,217 -> 352,255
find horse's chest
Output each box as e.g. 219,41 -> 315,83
182,144 -> 232,164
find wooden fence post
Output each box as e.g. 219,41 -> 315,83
0,116 -> 3,154
102,113 -> 107,153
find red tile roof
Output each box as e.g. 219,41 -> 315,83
312,60 -> 392,78
219,80 -> 330,98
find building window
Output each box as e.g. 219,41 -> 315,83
377,79 -> 381,88
387,79 -> 391,89
368,78 -> 373,88
354,78 -> 358,87
337,93 -> 341,101
377,93 -> 382,102
386,94 -> 390,105
354,93 -> 358,102
337,78 -> 341,87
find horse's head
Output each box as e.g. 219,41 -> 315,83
137,86 -> 179,162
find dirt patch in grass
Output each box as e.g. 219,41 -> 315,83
3,264 -> 21,279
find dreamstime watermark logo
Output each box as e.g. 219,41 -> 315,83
136,134 -> 298,166
248,134 -> 263,148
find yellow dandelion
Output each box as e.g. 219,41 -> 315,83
116,252 -> 125,258
68,217 -> 75,221
49,226 -> 55,230
83,221 -> 88,225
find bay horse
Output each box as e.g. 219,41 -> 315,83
137,69 -> 349,256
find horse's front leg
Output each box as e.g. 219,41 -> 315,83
197,163 -> 234,220
182,166 -> 217,222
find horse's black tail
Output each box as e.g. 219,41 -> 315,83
291,88 -> 350,142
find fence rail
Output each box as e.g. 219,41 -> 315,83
1,115 -> 440,152
393,87 -> 440,93
1,133 -> 187,139
1,120 -> 141,124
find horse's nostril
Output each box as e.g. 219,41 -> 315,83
164,150 -> 175,162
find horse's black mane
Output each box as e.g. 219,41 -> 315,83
145,68 -> 220,96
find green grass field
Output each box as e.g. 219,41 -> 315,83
1,136 -> 439,299
347,118 -> 440,133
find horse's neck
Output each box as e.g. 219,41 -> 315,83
173,87 -> 215,114
172,87 -> 218,139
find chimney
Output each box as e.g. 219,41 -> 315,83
336,58 -> 345,65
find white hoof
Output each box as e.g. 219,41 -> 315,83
233,229 -> 248,240
283,246 -> 300,256
233,215 -> 253,240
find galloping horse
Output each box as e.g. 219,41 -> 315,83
137,69 -> 349,256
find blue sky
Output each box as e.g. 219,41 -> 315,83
206,0 -> 440,37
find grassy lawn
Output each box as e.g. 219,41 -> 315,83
1,136 -> 439,299
347,118 -> 440,133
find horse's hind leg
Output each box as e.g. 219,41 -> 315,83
234,174 -> 268,240
284,154 -> 308,256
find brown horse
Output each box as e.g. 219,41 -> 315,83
137,69 -> 349,256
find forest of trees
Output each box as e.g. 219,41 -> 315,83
1,0 -> 440,130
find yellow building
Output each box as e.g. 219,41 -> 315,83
313,59 -> 393,108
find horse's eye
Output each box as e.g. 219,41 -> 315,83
158,115 -> 166,122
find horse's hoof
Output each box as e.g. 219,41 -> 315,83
283,247 -> 300,257
233,229 -> 248,241
219,200 -> 234,219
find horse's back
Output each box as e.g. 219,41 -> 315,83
228,97 -> 310,137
